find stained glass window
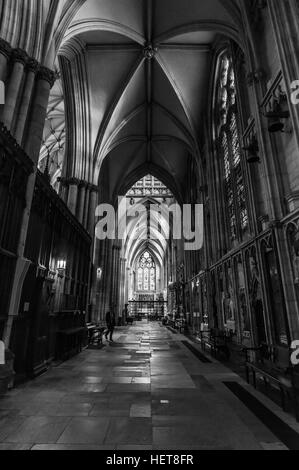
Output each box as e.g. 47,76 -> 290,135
137,251 -> 156,291
127,175 -> 173,198
215,51 -> 248,241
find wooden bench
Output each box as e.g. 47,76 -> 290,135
245,344 -> 299,421
56,326 -> 86,360
86,323 -> 97,344
90,326 -> 106,347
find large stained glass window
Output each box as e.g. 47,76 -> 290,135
137,251 -> 156,292
214,51 -> 248,242
127,175 -> 173,198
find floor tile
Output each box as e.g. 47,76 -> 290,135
105,418 -> 152,445
0,322 -> 296,450
58,417 -> 110,445
4,416 -> 70,444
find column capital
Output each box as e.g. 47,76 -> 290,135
58,176 -> 80,187
36,66 -> 56,88
69,177 -> 82,187
58,177 -> 98,192
0,38 -> 12,59
57,177 -> 67,187
12,48 -> 28,65
26,58 -> 39,74
89,184 -> 98,193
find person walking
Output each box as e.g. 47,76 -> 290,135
105,311 -> 116,343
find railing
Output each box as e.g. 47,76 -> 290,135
128,301 -> 167,319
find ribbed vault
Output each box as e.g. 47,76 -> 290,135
50,0 -> 244,201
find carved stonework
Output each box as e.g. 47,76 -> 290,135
26,58 -> 39,74
36,66 -> 56,88
12,48 -> 28,66
89,184 -> 98,193
286,192 -> 299,212
143,44 -> 158,60
249,0 -> 267,30
246,68 -> 267,86
0,38 -> 12,58
258,214 -> 269,231
287,222 -> 299,284
57,177 -> 97,192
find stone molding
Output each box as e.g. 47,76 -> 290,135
0,41 -> 55,85
12,48 -> 28,66
26,58 -> 39,74
0,38 -> 12,58
58,177 -> 97,192
36,66 -> 56,88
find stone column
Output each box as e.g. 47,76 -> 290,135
118,258 -> 124,320
83,186 -> 91,230
110,245 -> 120,313
67,179 -> 79,216
25,66 -> 56,163
58,178 -> 69,204
100,242 -> 108,319
14,59 -> 39,144
125,267 -> 131,303
77,183 -> 86,225
104,239 -> 113,313
239,0 -> 279,221
2,48 -> 28,131
0,38 -> 11,81
119,258 -> 127,323
88,187 -> 98,236
4,66 -> 55,347
268,0 -> 299,152
114,247 -> 121,319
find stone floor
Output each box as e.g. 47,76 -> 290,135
0,321 -> 299,450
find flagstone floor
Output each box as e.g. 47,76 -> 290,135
0,321 -> 299,450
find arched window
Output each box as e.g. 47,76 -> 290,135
137,251 -> 156,292
214,51 -> 248,242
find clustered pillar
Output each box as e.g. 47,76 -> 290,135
59,177 -> 98,235
0,43 -> 56,347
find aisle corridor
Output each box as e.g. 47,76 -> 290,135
0,323 -> 299,450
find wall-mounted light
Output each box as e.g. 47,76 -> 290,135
265,91 -> 290,133
242,135 -> 260,164
57,260 -> 66,277
97,268 -> 103,281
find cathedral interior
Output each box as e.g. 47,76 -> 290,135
0,0 -> 299,451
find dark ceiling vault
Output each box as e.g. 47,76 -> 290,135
40,0 -> 242,203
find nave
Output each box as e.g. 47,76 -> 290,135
1,322 -> 299,451
1,0 -> 299,453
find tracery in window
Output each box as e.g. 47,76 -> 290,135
137,251 -> 156,292
215,51 -> 249,241
127,175 -> 173,198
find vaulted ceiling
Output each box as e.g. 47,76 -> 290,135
41,0 -> 243,203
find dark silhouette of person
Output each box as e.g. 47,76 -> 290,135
105,311 -> 116,342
